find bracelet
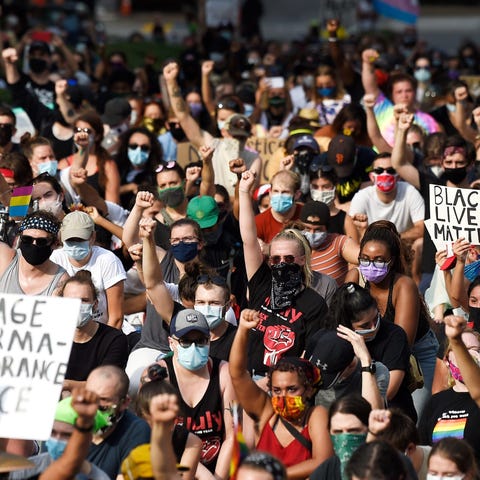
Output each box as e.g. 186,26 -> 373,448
74,419 -> 94,433
368,429 -> 377,436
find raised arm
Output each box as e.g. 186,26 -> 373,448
123,191 -> 156,248
363,94 -> 391,153
40,388 -> 99,480
163,62 -> 205,148
238,169 -> 263,280
68,168 -> 108,216
55,79 -> 77,126
140,216 -> 174,322
361,49 -> 381,98
326,19 -> 355,88
198,145 -> 216,197
391,109 -> 420,189
201,61 -> 216,120
444,315 -> 480,406
450,85 -> 478,143
449,238 -> 471,310
228,309 -> 271,423
1,47 -> 21,85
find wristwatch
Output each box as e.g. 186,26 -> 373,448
361,362 -> 376,374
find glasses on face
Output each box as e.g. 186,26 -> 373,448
0,123 -> 14,129
20,235 -> 54,247
128,143 -> 150,152
155,161 -> 176,173
173,336 -> 209,348
269,254 -> 299,265
197,274 -> 227,287
74,127 -> 93,134
170,235 -> 198,246
358,257 -> 391,268
372,167 -> 396,175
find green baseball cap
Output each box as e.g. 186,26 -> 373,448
187,196 -> 219,229
54,396 -> 109,433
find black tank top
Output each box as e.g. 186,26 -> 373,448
165,356 -> 225,472
328,209 -> 346,235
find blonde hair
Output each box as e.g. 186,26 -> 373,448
271,228 -> 313,287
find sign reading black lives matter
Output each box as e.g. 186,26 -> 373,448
0,293 -> 80,440
425,184 -> 480,251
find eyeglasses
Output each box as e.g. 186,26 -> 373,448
128,143 -> 150,152
0,123 -> 14,129
20,235 -> 54,247
197,274 -> 227,287
74,127 -> 92,134
156,161 -> 176,173
358,257 -> 391,268
269,255 -> 300,265
170,235 -> 198,246
372,167 -> 396,175
173,336 -> 209,348
217,99 -> 242,111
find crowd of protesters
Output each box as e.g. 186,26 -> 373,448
2,3 -> 480,479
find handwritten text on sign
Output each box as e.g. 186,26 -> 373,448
0,294 -> 80,440
426,184 -> 480,249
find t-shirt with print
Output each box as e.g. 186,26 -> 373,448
51,245 -> 126,323
247,262 -> 328,376
418,389 -> 480,462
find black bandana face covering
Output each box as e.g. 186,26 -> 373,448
270,263 -> 303,310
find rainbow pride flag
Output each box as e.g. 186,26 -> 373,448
373,0 -> 419,24
9,186 -> 33,218
432,417 -> 467,442
229,403 -> 249,480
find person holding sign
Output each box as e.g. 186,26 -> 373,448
0,210 -> 67,296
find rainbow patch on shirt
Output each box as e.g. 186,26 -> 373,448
432,417 -> 467,442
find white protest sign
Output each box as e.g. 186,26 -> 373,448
0,293 -> 80,440
426,184 -> 480,251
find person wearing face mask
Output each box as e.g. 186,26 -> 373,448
419,324 -> 480,464
10,389 -> 110,480
350,153 -> 425,241
85,366 -> 151,479
22,136 -> 59,178
229,308 -> 333,477
334,282 -> 416,422
300,200 -> 359,286
255,170 -> 303,245
31,174 -> 66,220
51,211 -> 127,330
0,211 -> 68,296
0,105 -> 19,158
60,271 -> 128,395
347,221 -> 438,420
149,309 -> 237,479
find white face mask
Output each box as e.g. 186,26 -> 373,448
77,303 -> 94,328
194,304 -> 224,330
310,186 -> 336,206
426,474 -> 465,480
40,195 -> 63,217
303,230 -> 327,249
430,165 -> 444,178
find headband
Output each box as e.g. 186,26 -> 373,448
19,215 -> 59,235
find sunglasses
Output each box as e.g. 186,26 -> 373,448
156,161 -> 176,173
74,127 -> 92,134
372,167 -> 396,175
197,274 -> 227,287
173,336 -> 209,348
128,143 -> 150,152
0,123 -> 14,129
20,235 -> 54,247
269,255 -> 298,265
217,99 -> 242,111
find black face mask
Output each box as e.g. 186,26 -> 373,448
169,123 -> 187,142
29,58 -> 48,74
203,223 -> 223,246
268,96 -> 286,108
270,262 -> 303,310
0,124 -> 13,147
443,166 -> 467,185
469,306 -> 480,331
19,242 -> 53,266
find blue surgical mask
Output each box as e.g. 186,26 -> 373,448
46,437 -> 67,460
446,103 -> 456,112
63,239 -> 91,261
77,302 -> 94,328
317,86 -> 336,97
194,304 -> 224,329
244,103 -> 254,117
270,193 -> 294,213
171,241 -> 199,263
414,68 -> 431,83
303,230 -> 327,249
189,102 -> 203,117
38,160 -> 58,177
128,147 -> 149,167
464,259 -> 480,282
217,120 -> 226,131
177,343 -> 209,371
355,315 -> 381,342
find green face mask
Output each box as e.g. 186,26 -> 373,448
331,432 -> 367,480
157,185 -> 185,207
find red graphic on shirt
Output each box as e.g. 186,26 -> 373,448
263,325 -> 295,366
201,436 -> 221,464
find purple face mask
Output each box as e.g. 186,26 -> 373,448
359,263 -> 390,284
447,360 -> 464,384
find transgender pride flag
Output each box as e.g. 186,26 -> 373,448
373,0 -> 419,24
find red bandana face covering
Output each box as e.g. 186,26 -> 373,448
374,173 -> 397,193
271,395 -> 306,422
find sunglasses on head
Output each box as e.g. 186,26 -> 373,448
217,99 -> 242,111
156,161 -> 176,173
20,235 -> 54,247
372,167 -> 396,175
74,127 -> 93,134
128,143 -> 150,152
269,255 -> 297,265
197,274 -> 227,287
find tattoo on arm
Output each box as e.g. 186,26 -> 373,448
171,86 -> 182,98
176,99 -> 186,113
